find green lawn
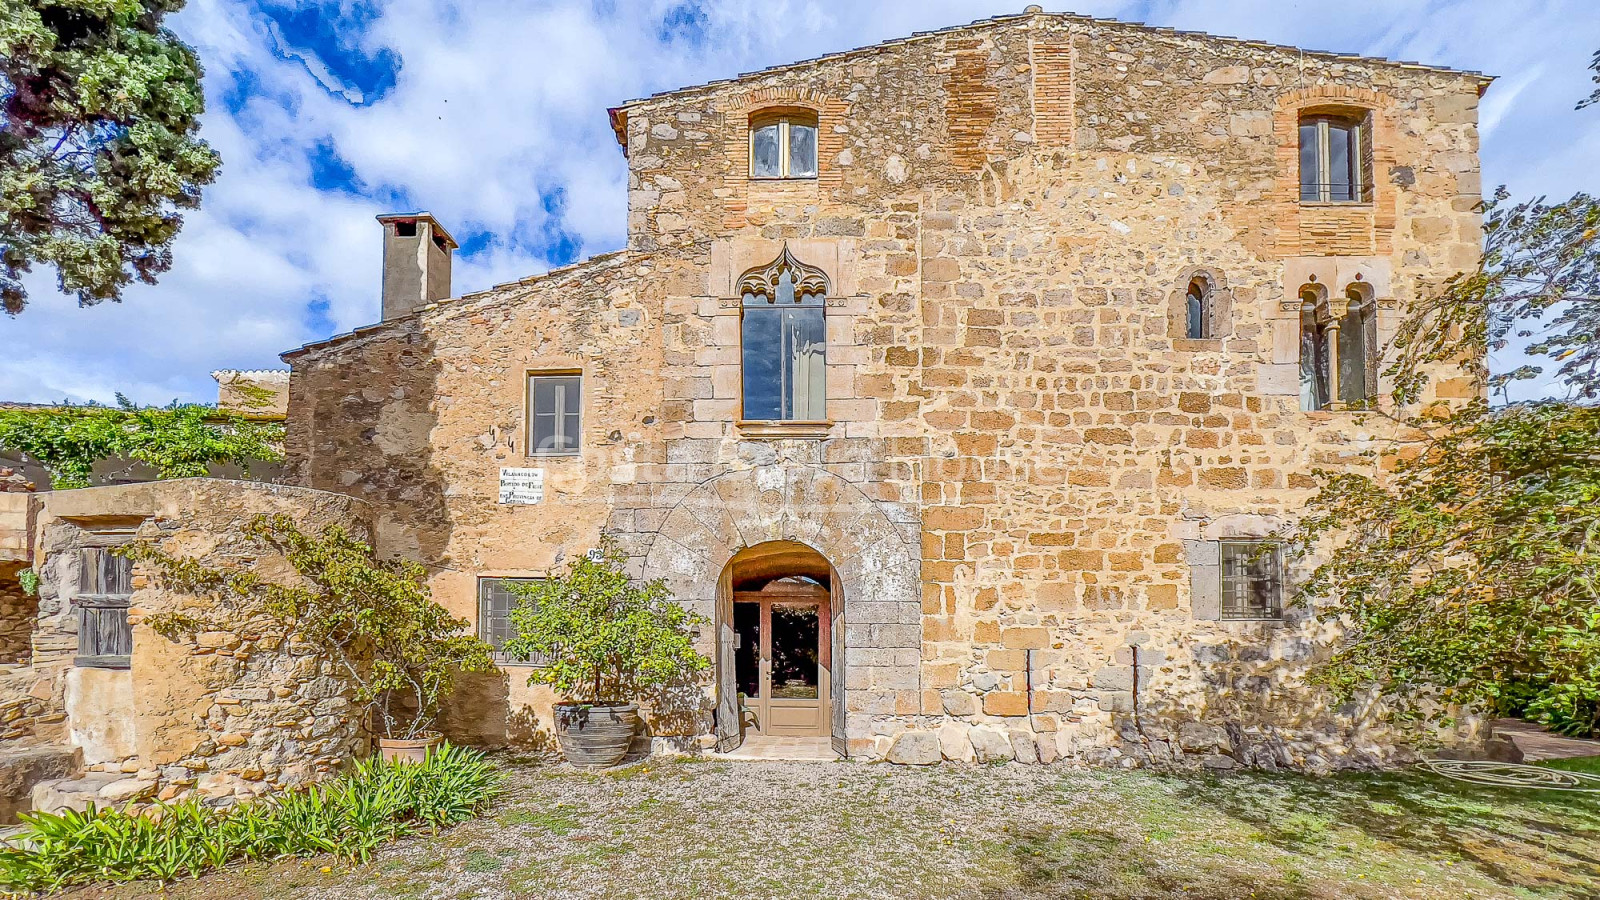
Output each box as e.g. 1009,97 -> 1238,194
57,755 -> 1600,900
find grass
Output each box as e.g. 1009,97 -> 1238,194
53,754 -> 1600,900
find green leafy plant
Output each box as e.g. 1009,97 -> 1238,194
129,515 -> 497,739
0,742 -> 499,893
503,545 -> 709,704
0,0 -> 222,314
0,396 -> 283,489
1289,401 -> 1600,736
17,567 -> 38,597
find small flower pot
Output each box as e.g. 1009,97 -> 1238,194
554,702 -> 640,768
378,731 -> 444,764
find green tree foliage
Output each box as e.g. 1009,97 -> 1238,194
0,743 -> 499,892
1290,402 -> 1600,735
503,545 -> 709,704
0,395 -> 283,488
1291,73 -> 1600,735
129,515 -> 497,739
0,0 -> 221,314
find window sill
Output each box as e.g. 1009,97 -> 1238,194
748,175 -> 818,183
526,452 -> 582,460
1301,402 -> 1379,415
1297,201 -> 1374,209
1216,617 -> 1284,625
75,655 -> 131,669
736,420 -> 834,440
1172,338 -> 1223,352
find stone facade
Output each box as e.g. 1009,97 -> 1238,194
15,480 -> 373,808
282,13 -> 1488,768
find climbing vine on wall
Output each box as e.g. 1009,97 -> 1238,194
0,396 -> 283,489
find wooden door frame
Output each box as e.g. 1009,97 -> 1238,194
732,582 -> 831,737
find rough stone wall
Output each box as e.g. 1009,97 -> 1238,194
284,12 -> 1486,768
28,480 -> 373,805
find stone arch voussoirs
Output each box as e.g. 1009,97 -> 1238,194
639,465 -> 922,755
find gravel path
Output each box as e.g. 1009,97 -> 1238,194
56,754 -> 1600,900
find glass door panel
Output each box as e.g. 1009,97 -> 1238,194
769,605 -> 820,699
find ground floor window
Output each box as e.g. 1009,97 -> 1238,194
75,547 -> 132,668
1219,540 -> 1283,620
478,576 -> 546,664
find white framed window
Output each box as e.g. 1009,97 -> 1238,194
738,245 -> 829,422
527,372 -> 581,456
1299,113 -> 1371,203
1219,541 -> 1283,620
76,547 -> 133,668
478,576 -> 548,665
749,112 -> 818,180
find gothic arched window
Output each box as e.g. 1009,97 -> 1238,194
740,246 -> 829,421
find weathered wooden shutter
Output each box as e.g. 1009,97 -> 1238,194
713,563 -> 742,753
1360,113 -> 1376,202
829,568 -> 847,758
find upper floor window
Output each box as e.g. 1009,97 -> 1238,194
750,111 -> 818,180
1299,113 -> 1371,203
1185,277 -> 1211,340
740,246 -> 828,421
527,372 -> 581,455
76,547 -> 133,668
1299,284 -> 1377,410
1220,540 -> 1283,620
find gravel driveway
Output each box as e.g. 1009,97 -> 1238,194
57,753 -> 1600,899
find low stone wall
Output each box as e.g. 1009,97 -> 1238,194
31,480 -> 375,806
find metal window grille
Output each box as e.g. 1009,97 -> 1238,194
478,577 -> 548,665
1219,541 -> 1283,620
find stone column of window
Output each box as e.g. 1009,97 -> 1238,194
1323,296 -> 1349,406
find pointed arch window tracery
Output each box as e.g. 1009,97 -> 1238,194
739,246 -> 829,421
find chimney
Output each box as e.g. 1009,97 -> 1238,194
377,212 -> 456,321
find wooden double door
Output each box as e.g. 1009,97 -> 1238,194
732,583 -> 832,737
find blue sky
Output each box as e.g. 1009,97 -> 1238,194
2,0 -> 1597,405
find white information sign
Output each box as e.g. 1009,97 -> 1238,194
498,467 -> 545,505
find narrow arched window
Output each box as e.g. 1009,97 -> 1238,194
750,110 -> 818,179
1299,287 -> 1330,411
740,246 -> 829,421
1185,278 -> 1209,339
1338,287 -> 1377,405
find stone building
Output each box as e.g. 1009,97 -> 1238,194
282,11 -> 1489,769
3,9 -> 1491,789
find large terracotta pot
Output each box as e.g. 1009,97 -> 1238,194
554,702 -> 639,768
378,731 -> 443,765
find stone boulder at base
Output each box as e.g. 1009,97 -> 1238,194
969,727 -> 1015,764
886,730 -> 941,765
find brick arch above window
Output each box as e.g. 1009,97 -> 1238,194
1270,85 -> 1400,257
716,87 -> 851,228
1168,265 -> 1234,349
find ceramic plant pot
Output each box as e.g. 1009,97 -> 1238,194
554,702 -> 639,768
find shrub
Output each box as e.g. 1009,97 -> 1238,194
502,544 -> 709,703
0,743 -> 500,893
129,515 -> 498,740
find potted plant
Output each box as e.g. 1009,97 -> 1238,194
134,515 -> 498,763
503,545 -> 709,768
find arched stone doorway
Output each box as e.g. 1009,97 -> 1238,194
638,465 -> 920,757
726,541 -> 835,742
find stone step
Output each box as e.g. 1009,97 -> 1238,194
0,744 -> 82,824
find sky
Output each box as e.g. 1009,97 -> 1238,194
1,0 -> 1597,405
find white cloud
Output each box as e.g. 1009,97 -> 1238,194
0,0 -> 1595,404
